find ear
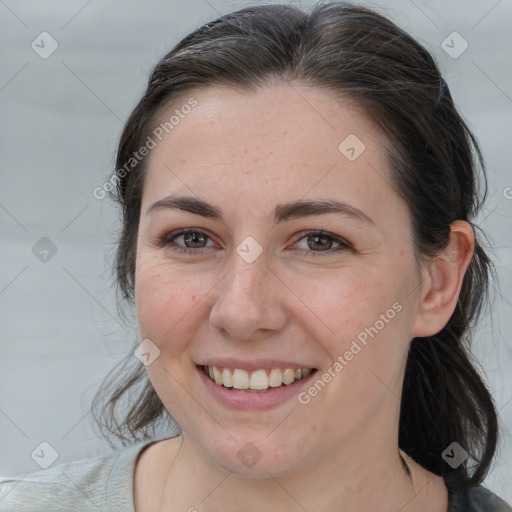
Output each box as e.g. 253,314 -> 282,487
412,220 -> 475,338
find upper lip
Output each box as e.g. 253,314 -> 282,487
197,358 -> 316,372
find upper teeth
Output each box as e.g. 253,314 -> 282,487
204,366 -> 312,390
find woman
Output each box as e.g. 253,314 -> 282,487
1,2 -> 510,511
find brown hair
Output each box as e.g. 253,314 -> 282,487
91,2 -> 498,485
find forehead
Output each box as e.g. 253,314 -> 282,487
142,83 -> 403,224
151,82 -> 381,162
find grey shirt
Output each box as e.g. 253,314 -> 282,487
0,441 -> 147,511
1,440 -> 510,511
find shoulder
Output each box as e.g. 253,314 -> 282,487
466,486 -> 512,512
0,440 -> 154,512
444,472 -> 512,512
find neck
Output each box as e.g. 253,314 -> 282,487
157,432 -> 424,512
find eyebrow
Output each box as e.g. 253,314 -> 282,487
146,195 -> 375,226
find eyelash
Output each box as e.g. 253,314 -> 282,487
159,228 -> 351,257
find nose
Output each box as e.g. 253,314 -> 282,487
209,252 -> 289,340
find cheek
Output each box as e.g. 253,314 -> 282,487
135,259 -> 208,349
294,264 -> 403,349
295,264 -> 412,399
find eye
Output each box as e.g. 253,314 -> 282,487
159,228 -> 351,257
291,230 -> 351,256
161,229 -> 219,254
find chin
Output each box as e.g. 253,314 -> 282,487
199,431 -> 313,478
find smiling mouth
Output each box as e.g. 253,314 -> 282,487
200,365 -> 317,393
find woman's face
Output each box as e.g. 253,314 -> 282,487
135,83 -> 424,476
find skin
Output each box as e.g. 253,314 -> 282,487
133,83 -> 474,512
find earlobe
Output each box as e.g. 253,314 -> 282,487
412,221 -> 475,338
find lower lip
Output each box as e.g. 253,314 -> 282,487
196,365 -> 317,411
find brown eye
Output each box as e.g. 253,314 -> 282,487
307,234 -> 334,251
182,231 -> 208,248
292,230 -> 351,257
161,229 -> 218,254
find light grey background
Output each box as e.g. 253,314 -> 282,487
1,0 -> 511,502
